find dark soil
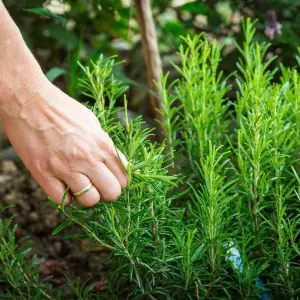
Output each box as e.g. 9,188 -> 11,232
0,160 -> 111,295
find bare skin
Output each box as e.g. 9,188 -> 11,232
0,2 -> 128,207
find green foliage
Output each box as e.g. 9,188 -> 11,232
1,19 -> 300,299
169,34 -> 231,174
78,55 -> 128,130
24,8 -> 67,24
0,214 -> 54,299
7,0 -> 300,94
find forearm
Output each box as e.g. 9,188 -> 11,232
0,1 -> 47,120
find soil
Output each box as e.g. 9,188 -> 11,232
0,159 -> 111,296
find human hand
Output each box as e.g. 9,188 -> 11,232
1,80 -> 128,207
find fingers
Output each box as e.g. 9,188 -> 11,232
64,173 -> 100,207
37,175 -> 72,205
35,132 -> 128,207
87,162 -> 122,201
116,148 -> 129,170
104,148 -> 128,188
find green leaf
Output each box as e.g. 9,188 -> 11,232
178,2 -> 210,15
24,8 -> 67,24
52,220 -> 71,235
48,197 -> 59,209
45,23 -> 80,50
59,186 -> 70,212
164,21 -> 187,36
63,233 -> 88,239
45,67 -> 67,82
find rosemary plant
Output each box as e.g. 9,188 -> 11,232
0,19 -> 299,299
0,213 -> 54,300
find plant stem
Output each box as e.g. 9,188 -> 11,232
134,0 -> 166,139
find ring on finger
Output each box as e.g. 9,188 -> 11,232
72,182 -> 93,197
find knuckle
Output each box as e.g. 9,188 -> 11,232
48,155 -> 62,171
59,140 -> 96,166
48,155 -> 71,176
97,136 -> 114,155
30,159 -> 48,177
68,143 -> 89,161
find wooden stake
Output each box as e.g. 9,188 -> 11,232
134,0 -> 166,139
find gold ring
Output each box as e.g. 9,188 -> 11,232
73,182 -> 93,197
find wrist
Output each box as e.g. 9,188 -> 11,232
0,29 -> 47,117
0,2 -> 50,122
0,41 -> 49,119
0,68 -> 49,122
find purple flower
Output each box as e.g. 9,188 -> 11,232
265,22 -> 282,39
265,10 -> 282,40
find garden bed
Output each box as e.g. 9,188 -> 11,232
0,160 -> 110,294
0,20 -> 299,299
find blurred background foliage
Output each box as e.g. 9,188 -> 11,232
4,0 -> 300,112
